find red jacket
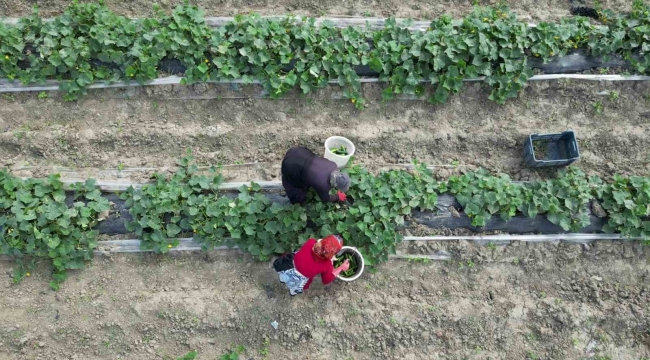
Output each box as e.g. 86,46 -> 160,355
294,239 -> 335,290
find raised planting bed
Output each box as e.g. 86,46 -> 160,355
88,192 -> 608,236
1,2 -> 650,107
1,155 -> 649,288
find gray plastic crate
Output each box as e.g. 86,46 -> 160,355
524,131 -> 580,168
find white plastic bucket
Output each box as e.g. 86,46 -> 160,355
335,246 -> 365,282
324,136 -> 355,169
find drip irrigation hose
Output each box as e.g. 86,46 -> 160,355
92,234 -> 641,256
3,74 -> 650,94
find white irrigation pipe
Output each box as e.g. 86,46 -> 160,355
0,16 -> 432,28
523,74 -> 650,81
0,233 -> 639,261
0,231 -> 637,262
24,163 -> 467,192
0,76 -> 249,93
203,17 -> 541,30
50,176 -> 533,192
403,233 -> 642,244
2,74 -> 649,94
379,163 -> 474,168
12,162 -> 261,172
97,238 -> 210,252
391,254 -> 452,261
0,16 -> 538,31
52,179 -> 284,191
93,233 -> 641,255
13,163 -> 462,173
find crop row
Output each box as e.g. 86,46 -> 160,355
1,155 -> 649,289
1,2 -> 650,106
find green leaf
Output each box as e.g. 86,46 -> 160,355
285,72 -> 297,86
264,221 -> 280,234
47,237 -> 61,249
465,202 -> 480,215
472,214 -> 487,227
166,223 -> 182,237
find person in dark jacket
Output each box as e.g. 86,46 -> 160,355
281,146 -> 350,204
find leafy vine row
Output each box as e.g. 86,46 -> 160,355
1,157 -> 648,288
0,170 -> 110,289
1,1 -> 650,106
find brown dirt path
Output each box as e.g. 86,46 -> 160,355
0,0 -> 632,22
1,81 -> 649,181
0,240 -> 648,359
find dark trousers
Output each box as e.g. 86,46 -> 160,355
282,176 -> 307,205
273,253 -> 295,272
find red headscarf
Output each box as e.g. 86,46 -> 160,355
312,235 -> 343,260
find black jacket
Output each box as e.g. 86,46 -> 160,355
281,147 -> 338,202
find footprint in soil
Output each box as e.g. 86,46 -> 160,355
262,284 -> 276,299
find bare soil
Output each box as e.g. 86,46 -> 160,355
0,239 -> 648,360
0,0 -> 633,21
1,81 -> 649,182
1,2 -> 649,360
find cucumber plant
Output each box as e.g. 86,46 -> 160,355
2,156 -> 648,289
2,1 -> 650,105
0,170 -> 110,289
121,154 -> 308,259
448,167 -> 593,231
591,175 -> 650,239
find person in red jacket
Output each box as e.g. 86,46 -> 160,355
273,235 -> 350,296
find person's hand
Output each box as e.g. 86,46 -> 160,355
338,259 -> 350,272
332,259 -> 350,277
337,191 -> 347,202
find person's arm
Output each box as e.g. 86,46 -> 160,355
321,262 -> 336,285
306,159 -> 341,203
317,187 -> 340,203
313,175 -> 341,203
332,259 -> 349,277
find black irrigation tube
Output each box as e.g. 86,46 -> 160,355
142,48 -> 639,75
43,177 -> 611,236
88,190 -> 608,237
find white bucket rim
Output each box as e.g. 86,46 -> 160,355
325,136 -> 355,159
335,246 -> 365,282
